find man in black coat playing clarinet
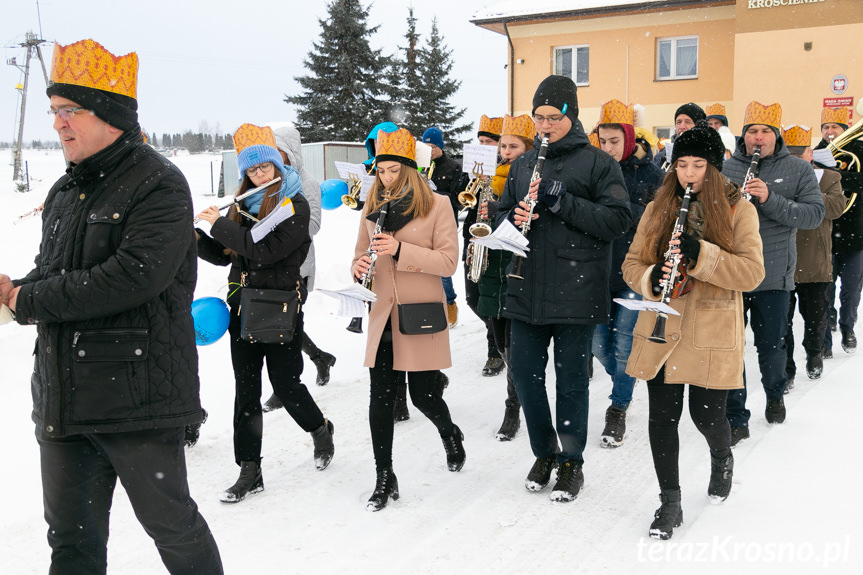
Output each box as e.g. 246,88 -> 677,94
496,75 -> 631,502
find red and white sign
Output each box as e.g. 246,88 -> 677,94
831,75 -> 848,95
824,97 -> 854,108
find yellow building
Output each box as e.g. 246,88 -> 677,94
472,0 -> 863,142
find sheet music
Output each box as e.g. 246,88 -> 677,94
316,284 -> 377,317
250,197 -> 295,243
613,298 -> 680,316
415,141 -> 432,169
461,144 -> 498,177
470,219 -> 530,257
812,148 -> 835,168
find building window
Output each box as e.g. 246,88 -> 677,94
655,127 -> 674,141
657,36 -> 698,80
554,45 -> 589,86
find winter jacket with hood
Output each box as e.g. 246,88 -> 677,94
794,168 -> 845,283
624,190 -> 766,389
722,135 -> 824,292
12,131 -> 204,437
496,119 -> 631,325
272,124 -> 322,289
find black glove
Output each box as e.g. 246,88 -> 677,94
537,179 -> 565,210
679,232 -> 701,263
650,263 -> 667,295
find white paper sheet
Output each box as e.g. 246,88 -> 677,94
250,197 -> 295,243
470,219 -> 530,257
461,144 -> 498,177
812,148 -> 835,168
316,284 -> 377,318
613,298 -> 680,316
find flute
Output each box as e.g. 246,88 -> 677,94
740,146 -> 761,201
507,135 -> 550,280
193,177 -> 281,223
647,184 -> 694,344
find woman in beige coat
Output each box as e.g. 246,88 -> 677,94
622,122 -> 765,540
351,128 -> 463,512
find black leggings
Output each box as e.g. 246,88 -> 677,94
647,367 -> 732,491
369,330 -> 455,470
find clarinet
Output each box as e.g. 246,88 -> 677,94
647,184 -> 694,344
346,197 -> 390,334
740,145 -> 762,201
507,135 -> 550,280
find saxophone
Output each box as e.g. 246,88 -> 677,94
466,176 -> 494,283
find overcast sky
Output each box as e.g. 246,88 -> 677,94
2,0 -> 508,145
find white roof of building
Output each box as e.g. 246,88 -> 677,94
471,0 -> 671,22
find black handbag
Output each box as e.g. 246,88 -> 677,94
239,287 -> 301,344
397,302 -> 447,335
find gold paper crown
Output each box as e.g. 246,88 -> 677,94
233,124 -> 277,155
588,132 -> 600,148
479,115 -> 503,136
376,128 -> 416,163
743,101 -> 782,129
50,39 -> 138,99
706,103 -> 726,117
598,99 -> 634,126
782,125 -> 812,147
502,114 -> 536,141
821,107 -> 849,126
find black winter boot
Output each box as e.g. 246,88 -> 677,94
600,405 -> 626,448
525,455 -> 558,492
649,488 -> 683,540
220,460 -> 264,503
311,419 -> 335,471
311,351 -> 336,386
442,425 -> 466,472
708,453 -> 734,503
841,328 -> 857,354
262,393 -> 283,413
393,381 -> 410,422
805,352 -> 823,380
765,398 -> 786,424
549,461 -> 584,502
366,467 -> 400,512
482,356 -> 505,377
495,407 -> 521,441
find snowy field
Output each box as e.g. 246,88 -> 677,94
1,148 -> 861,574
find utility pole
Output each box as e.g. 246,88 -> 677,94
8,31 -> 50,187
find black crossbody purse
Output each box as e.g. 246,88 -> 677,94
391,268 -> 447,335
239,278 -> 303,344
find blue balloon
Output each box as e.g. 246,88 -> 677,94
191,297 -> 230,346
320,179 -> 348,210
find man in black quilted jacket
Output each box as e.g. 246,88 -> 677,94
0,39 -> 222,575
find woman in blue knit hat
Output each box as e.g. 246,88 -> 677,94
196,123 -> 335,504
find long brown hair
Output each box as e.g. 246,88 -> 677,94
363,163 -> 434,220
637,161 -> 736,264
227,173 -> 282,223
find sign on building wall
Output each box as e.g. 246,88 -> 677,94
831,74 -> 849,95
747,0 -> 826,8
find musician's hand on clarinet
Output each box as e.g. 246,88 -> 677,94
513,201 -> 539,226
537,179 -> 565,209
196,206 -> 221,225
677,231 -> 701,262
528,178 -> 541,201
746,178 -> 769,204
352,255 -> 372,280
371,233 -> 400,257
650,259 -> 677,295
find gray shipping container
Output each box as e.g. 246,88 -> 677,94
301,142 -> 368,182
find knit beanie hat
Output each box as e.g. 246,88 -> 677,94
46,39 -> 139,131
532,75 -> 579,124
422,127 -> 445,150
675,102 -> 706,125
233,124 -> 285,180
671,120 -> 726,171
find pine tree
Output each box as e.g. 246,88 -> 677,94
286,0 -> 388,142
420,18 -> 472,154
396,7 -> 425,136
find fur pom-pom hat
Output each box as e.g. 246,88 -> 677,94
671,120 -> 726,171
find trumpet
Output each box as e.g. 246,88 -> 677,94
193,177 -> 281,223
508,135 -> 550,281
740,145 -> 762,202
342,173 -> 363,210
825,106 -> 863,214
347,194 -> 390,334
425,161 -> 436,182
648,184 -> 694,344
457,162 -> 485,209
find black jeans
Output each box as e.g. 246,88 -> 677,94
37,427 -> 222,575
786,282 -> 831,375
369,329 -> 455,470
488,315 -> 519,410
647,368 -> 731,491
463,263 -> 500,358
229,312 -> 324,464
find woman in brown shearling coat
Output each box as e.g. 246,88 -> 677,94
351,128 -> 463,512
622,122 -> 765,540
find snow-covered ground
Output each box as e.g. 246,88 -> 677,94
1,149 -> 860,574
